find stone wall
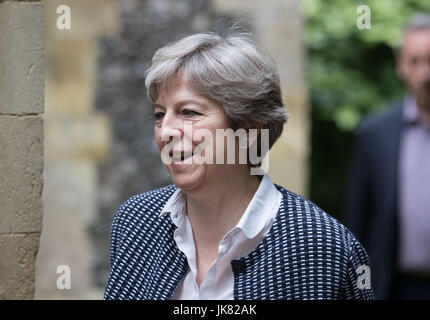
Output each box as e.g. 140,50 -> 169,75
0,0 -> 44,299
35,0 -> 116,299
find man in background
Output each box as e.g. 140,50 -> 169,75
345,13 -> 430,299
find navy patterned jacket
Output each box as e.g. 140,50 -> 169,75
104,184 -> 375,300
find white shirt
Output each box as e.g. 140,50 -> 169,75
158,174 -> 282,300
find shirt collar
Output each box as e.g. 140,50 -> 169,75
158,187 -> 186,227
158,174 -> 281,239
234,174 -> 280,239
403,95 -> 419,125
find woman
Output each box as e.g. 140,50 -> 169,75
104,28 -> 375,300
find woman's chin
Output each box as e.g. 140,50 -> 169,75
169,167 -> 204,191
173,177 -> 200,192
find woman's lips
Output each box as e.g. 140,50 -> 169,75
170,151 -> 194,164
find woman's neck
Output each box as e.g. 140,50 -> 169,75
184,166 -> 262,248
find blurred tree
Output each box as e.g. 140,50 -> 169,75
303,0 -> 430,220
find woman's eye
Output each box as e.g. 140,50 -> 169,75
153,112 -> 164,120
182,109 -> 200,117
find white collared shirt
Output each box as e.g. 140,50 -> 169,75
158,174 -> 282,300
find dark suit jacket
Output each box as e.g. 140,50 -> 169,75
345,99 -> 404,299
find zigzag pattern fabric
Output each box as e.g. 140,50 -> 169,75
104,184 -> 375,300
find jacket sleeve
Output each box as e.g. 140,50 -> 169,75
344,123 -> 371,247
108,208 -> 121,273
104,198 -> 131,300
106,197 -> 137,291
107,197 -> 133,272
342,235 -> 375,299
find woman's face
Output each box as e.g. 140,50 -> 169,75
153,76 -> 232,191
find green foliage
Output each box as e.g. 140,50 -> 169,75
304,0 -> 430,130
305,1 -> 430,220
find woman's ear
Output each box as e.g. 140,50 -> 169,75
247,124 -> 262,148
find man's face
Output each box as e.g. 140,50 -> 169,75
397,29 -> 430,102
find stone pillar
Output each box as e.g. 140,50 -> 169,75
35,0 -> 116,299
212,0 -> 310,196
0,0 -> 44,299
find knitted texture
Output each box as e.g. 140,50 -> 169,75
104,184 -> 375,300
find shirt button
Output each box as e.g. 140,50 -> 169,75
219,247 -> 227,256
219,242 -> 231,256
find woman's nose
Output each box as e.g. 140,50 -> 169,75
159,115 -> 183,143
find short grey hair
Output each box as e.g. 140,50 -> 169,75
145,27 -> 288,162
404,12 -> 430,34
399,12 -> 430,49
